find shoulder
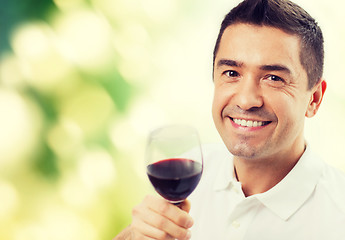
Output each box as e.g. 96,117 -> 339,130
189,143 -> 232,218
304,146 -> 345,216
318,162 -> 345,214
190,142 -> 232,195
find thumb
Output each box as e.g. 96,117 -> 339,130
180,199 -> 191,213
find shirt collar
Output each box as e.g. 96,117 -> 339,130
213,144 -> 324,220
255,145 -> 324,220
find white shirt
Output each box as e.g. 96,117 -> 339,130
189,143 -> 345,240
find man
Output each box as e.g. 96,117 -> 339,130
115,0 -> 345,239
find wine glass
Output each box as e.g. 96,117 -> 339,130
146,125 -> 203,205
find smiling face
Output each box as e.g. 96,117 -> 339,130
212,23 -> 320,164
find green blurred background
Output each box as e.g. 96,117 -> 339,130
1,0 -> 345,239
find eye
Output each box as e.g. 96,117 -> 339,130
266,75 -> 284,82
224,70 -> 240,78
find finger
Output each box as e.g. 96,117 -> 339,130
145,195 -> 193,229
179,199 -> 191,213
131,218 -> 174,240
136,201 -> 191,240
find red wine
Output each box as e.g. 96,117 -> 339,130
147,158 -> 203,202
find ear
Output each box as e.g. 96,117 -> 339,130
305,79 -> 327,118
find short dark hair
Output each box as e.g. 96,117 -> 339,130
213,0 -> 324,89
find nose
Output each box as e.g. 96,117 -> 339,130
234,78 -> 263,111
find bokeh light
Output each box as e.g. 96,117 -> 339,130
1,0 -> 344,239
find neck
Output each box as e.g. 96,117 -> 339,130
234,144 -> 306,197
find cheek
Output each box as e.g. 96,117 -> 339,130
211,93 -> 221,123
270,93 -> 306,129
212,87 -> 228,119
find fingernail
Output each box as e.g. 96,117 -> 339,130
186,219 -> 193,228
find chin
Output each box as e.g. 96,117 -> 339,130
225,140 -> 267,160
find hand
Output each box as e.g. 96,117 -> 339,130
114,195 -> 193,240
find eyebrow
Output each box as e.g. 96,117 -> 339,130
260,64 -> 291,74
216,58 -> 291,75
216,59 -> 243,68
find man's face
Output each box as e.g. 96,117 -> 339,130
212,23 -> 315,163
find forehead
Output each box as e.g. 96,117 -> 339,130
216,23 -> 303,70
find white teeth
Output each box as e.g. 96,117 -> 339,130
232,118 -> 266,127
